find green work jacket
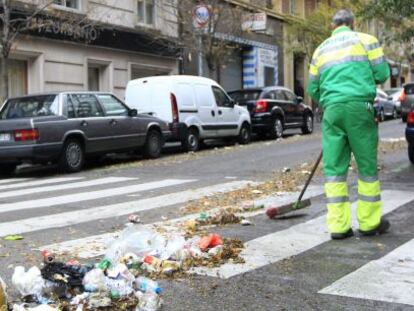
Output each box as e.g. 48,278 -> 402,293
307,26 -> 390,108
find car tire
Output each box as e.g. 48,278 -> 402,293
409,144 -> 414,164
58,138 -> 84,173
144,130 -> 163,159
301,113 -> 314,135
238,123 -> 251,145
182,127 -> 199,152
0,164 -> 17,176
392,108 -> 398,119
402,114 -> 407,123
269,117 -> 284,139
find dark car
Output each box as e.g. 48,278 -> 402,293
228,87 -> 313,139
406,110 -> 414,163
0,92 -> 171,173
374,88 -> 397,122
400,83 -> 414,122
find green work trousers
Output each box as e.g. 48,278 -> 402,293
322,102 -> 382,234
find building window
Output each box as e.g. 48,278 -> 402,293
290,0 -> 297,15
137,0 -> 154,25
53,0 -> 80,9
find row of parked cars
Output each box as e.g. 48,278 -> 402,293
0,76 -> 314,173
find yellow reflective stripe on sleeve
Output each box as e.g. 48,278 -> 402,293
309,64 -> 318,76
357,32 -> 378,45
367,47 -> 384,61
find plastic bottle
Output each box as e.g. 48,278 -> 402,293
136,277 -> 162,294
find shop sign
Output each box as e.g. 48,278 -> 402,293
242,13 -> 267,31
29,17 -> 99,42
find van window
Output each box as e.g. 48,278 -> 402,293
212,86 -> 233,108
176,83 -> 196,108
195,84 -> 214,107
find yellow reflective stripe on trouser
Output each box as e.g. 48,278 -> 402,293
325,180 -> 351,233
357,178 -> 382,231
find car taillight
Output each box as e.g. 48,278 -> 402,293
407,111 -> 414,125
171,93 -> 179,123
400,89 -> 406,102
255,100 -> 268,113
14,129 -> 39,141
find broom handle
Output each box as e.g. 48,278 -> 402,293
296,150 -> 323,204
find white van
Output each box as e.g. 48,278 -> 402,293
125,75 -> 251,151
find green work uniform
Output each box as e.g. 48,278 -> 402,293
307,26 -> 390,234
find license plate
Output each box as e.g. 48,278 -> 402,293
0,133 -> 11,141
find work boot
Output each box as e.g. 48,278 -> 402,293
359,218 -> 391,236
331,228 -> 354,240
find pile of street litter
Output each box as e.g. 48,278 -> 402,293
8,224 -> 244,311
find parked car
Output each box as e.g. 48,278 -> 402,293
228,87 -> 314,139
0,92 -> 170,174
374,88 -> 397,122
406,110 -> 414,164
125,75 -> 251,152
400,83 -> 414,122
385,87 -> 403,116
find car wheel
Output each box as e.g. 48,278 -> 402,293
58,138 -> 84,173
301,114 -> 314,135
402,114 -> 407,123
409,144 -> 414,164
269,117 -> 284,139
144,130 -> 163,159
182,128 -> 199,152
238,123 -> 251,144
392,108 -> 398,119
379,109 -> 385,122
0,164 -> 17,176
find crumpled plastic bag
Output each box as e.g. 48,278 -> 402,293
82,269 -> 107,293
12,267 -> 45,299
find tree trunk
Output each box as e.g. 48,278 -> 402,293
0,57 -> 9,103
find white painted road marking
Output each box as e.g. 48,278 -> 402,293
0,180 -> 252,236
0,177 -> 136,199
0,179 -> 195,214
41,185 -> 323,258
319,238 -> 414,306
191,190 -> 414,279
0,178 -> 31,185
0,177 -> 83,191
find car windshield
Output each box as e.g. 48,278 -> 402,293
228,90 -> 261,102
0,95 -> 59,119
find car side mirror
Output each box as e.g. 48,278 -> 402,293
297,96 -> 304,103
128,109 -> 138,117
228,99 -> 235,108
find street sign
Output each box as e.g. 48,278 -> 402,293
242,12 -> 267,31
193,5 -> 212,29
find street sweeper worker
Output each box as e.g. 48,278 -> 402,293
307,9 -> 391,240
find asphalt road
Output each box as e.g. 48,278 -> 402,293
0,119 -> 413,310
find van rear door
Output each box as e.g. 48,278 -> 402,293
194,83 -> 218,138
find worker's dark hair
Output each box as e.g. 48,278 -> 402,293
332,9 -> 354,27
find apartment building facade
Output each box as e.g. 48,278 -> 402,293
4,0 -> 179,99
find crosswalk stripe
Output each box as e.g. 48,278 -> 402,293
0,177 -> 83,191
0,179 -> 195,215
0,178 -> 31,185
0,180 -> 251,237
41,185 -> 323,258
0,177 -> 136,199
319,238 -> 414,306
190,190 -> 414,279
